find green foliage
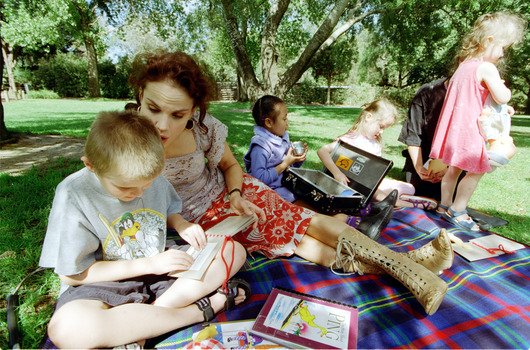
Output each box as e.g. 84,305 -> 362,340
311,36 -> 357,104
27,89 -> 60,99
31,53 -> 89,98
0,158 -> 84,349
98,57 -> 134,99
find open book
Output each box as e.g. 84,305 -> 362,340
170,215 -> 256,279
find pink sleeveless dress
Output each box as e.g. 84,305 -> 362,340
429,60 -> 491,173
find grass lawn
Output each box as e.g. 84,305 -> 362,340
1,98 -> 529,348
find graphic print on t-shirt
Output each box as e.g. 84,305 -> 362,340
99,209 -> 166,261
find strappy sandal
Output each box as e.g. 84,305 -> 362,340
217,278 -> 252,311
442,207 -> 480,232
400,194 -> 438,211
194,278 -> 252,323
436,204 -> 449,217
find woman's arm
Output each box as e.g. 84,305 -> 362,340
317,141 -> 350,185
218,142 -> 266,224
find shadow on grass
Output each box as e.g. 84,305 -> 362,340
512,116 -> 530,128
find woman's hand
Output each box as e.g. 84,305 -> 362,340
147,249 -> 194,275
229,192 -> 266,229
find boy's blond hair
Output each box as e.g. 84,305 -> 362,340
347,98 -> 398,143
457,12 -> 526,63
85,110 -> 165,180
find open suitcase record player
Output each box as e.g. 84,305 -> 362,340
282,140 -> 393,215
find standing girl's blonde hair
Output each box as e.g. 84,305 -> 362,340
456,12 -> 526,64
430,12 -> 526,232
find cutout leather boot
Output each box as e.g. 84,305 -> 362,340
332,227 -> 448,315
344,228 -> 454,275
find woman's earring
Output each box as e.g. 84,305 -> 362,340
137,105 -> 141,112
185,120 -> 194,130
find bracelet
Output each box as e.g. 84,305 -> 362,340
228,188 -> 242,200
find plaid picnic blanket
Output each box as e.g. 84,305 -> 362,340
154,208 -> 530,349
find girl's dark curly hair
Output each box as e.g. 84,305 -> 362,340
129,51 -> 214,132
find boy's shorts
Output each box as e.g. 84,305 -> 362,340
55,244 -> 189,310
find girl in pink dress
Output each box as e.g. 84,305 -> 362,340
430,12 -> 526,232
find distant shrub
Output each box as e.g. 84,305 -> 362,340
99,57 -> 134,99
285,82 -> 349,105
27,89 -> 60,99
382,86 -> 417,109
32,53 -> 88,97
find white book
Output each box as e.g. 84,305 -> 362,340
170,215 -> 256,279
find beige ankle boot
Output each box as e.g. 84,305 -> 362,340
333,228 -> 453,276
332,227 -> 448,315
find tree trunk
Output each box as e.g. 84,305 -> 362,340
1,38 -> 17,98
220,0 -> 262,102
0,34 -> 9,141
524,88 -> 530,115
84,35 -> 101,98
326,74 -> 332,105
261,0 -> 289,96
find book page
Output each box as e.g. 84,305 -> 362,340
452,234 -> 526,262
169,238 -> 222,279
205,215 -> 256,237
168,216 -> 256,280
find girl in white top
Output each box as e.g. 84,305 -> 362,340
318,98 -> 438,211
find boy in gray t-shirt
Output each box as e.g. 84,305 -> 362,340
39,110 -> 250,349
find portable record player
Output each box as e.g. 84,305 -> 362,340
282,140 -> 393,215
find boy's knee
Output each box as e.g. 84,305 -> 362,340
47,300 -> 105,348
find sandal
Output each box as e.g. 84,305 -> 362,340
442,207 -> 480,232
194,278 -> 252,323
218,278 -> 252,311
400,194 -> 438,211
436,204 -> 449,217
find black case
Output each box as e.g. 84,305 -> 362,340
282,140 -> 393,215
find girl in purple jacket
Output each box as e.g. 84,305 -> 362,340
243,95 -> 306,202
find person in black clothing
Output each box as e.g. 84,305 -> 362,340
398,78 -> 448,201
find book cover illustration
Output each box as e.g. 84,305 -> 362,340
252,288 -> 357,349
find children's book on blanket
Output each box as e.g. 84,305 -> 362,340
250,287 -> 358,349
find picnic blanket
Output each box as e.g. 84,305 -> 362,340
42,208 -> 530,349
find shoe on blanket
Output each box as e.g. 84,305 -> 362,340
369,190 -> 398,216
333,227 -> 448,315
356,192 -> 395,241
443,207 -> 480,232
333,228 -> 453,276
194,278 -> 252,323
400,194 -> 438,211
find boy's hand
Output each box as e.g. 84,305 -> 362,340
148,249 -> 194,275
177,222 -> 207,251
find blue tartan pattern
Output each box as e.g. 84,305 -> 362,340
156,208 -> 530,349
